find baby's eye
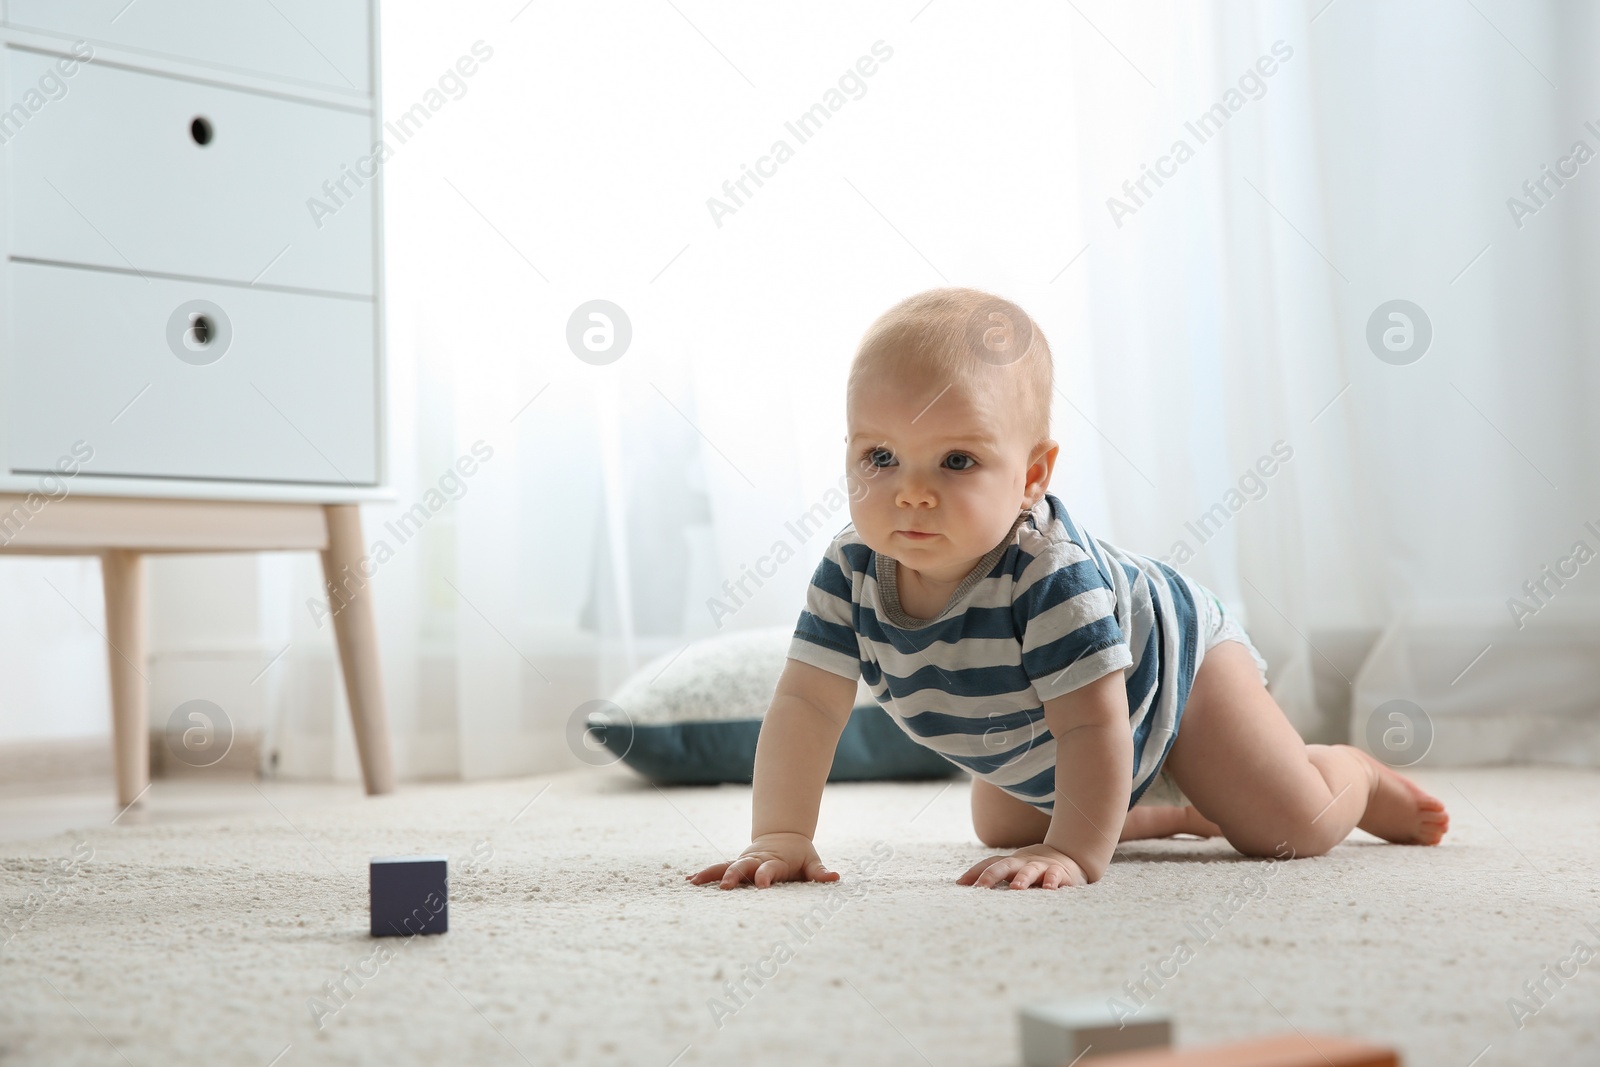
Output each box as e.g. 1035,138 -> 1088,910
943,452 -> 977,471
865,447 -> 895,468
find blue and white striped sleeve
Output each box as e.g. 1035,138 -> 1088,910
787,536 -> 861,680
1012,540 -> 1131,702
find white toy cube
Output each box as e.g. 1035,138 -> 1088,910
1019,997 -> 1171,1065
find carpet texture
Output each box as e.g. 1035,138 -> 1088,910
1,765 -> 1597,1066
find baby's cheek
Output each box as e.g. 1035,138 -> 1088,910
959,494 -> 1010,540
848,505 -> 891,554
846,493 -> 870,523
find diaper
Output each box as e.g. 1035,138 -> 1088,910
1134,582 -> 1270,809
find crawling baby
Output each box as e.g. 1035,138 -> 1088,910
689,288 -> 1447,891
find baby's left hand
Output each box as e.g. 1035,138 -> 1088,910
957,842 -> 1088,889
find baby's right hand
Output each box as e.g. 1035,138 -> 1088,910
686,831 -> 841,890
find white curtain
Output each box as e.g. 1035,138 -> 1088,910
89,0 -> 1595,779
1060,0 -> 1600,765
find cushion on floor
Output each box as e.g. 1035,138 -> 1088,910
590,626 -> 957,784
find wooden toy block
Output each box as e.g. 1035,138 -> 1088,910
370,855 -> 448,937
1019,998 -> 1172,1065
1079,1032 -> 1399,1066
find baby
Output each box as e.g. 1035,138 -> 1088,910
689,288 -> 1448,891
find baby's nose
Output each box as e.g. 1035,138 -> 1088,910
896,481 -> 935,506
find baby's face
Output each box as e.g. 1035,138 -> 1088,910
846,368 -> 1045,580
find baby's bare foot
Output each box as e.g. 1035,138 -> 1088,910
1352,747 -> 1449,845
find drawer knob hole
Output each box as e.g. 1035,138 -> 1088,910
190,116 -> 213,146
166,300 -> 231,365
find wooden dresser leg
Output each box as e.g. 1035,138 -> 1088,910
102,550 -> 149,809
321,504 -> 397,795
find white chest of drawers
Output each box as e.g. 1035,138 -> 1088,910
0,3 -> 397,806
0,0 -> 387,500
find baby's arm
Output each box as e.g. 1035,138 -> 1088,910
959,669 -> 1132,888
686,658 -> 858,889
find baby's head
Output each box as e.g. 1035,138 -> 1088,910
845,288 -> 1058,576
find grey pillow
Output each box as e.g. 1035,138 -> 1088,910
587,627 -> 958,784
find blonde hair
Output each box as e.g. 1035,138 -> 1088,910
847,287 -> 1054,448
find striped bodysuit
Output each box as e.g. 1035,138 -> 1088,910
787,492 -> 1206,812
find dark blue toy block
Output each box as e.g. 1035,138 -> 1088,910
369,855 -> 448,937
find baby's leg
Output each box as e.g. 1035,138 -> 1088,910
1123,804 -> 1223,840
970,777 -> 1220,847
970,779 -> 1050,847
1161,641 -> 1449,858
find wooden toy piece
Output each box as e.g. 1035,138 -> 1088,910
1080,1032 -> 1399,1066
369,855 -> 449,938
1019,998 -> 1172,1066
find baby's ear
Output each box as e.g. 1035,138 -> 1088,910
1025,440 -> 1060,491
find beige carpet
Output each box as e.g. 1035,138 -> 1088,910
1,764 -> 1597,1066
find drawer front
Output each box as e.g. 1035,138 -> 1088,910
5,0 -> 371,95
8,262 -> 378,486
8,48 -> 375,296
